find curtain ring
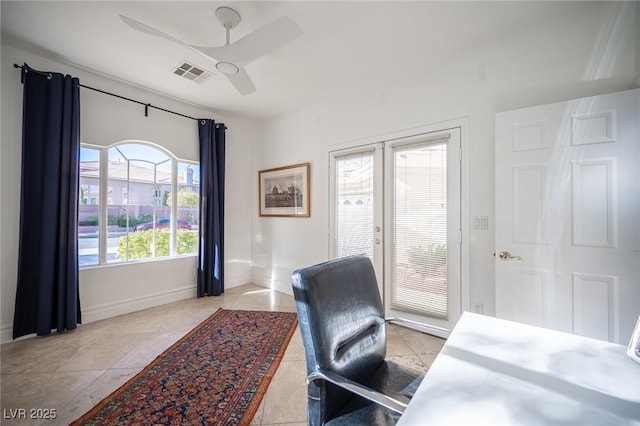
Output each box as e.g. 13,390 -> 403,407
201,120 -> 206,125
47,73 -> 52,80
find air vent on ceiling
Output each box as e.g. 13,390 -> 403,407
172,61 -> 212,83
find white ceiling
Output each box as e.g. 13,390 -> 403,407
1,1 -> 589,121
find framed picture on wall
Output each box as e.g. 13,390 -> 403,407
259,162 -> 310,217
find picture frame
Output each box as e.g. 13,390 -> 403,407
259,162 -> 310,217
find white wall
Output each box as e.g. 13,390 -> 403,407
1,42 -> 256,342
251,2 -> 639,315
1,2 -> 637,343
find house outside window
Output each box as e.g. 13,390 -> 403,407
78,142 -> 200,267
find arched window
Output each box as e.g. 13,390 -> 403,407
79,142 -> 199,266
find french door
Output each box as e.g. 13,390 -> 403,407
330,128 -> 461,334
329,144 -> 384,290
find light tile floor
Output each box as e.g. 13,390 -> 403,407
0,284 -> 445,425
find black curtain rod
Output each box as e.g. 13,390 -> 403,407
14,63 -> 199,122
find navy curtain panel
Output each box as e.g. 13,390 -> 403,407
197,119 -> 226,297
13,64 -> 82,339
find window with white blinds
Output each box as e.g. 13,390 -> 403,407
391,141 -> 448,319
335,151 -> 374,260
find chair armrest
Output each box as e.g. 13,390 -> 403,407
385,317 -> 450,339
306,369 -> 408,415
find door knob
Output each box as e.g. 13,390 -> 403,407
499,251 -> 522,261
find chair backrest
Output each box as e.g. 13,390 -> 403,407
292,255 -> 387,425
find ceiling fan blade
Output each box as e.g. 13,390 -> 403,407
227,67 -> 256,96
120,15 -> 196,51
197,15 -> 303,65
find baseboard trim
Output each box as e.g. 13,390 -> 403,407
1,285 -> 199,343
224,275 -> 252,289
81,285 -> 197,324
0,325 -> 14,344
251,274 -> 293,296
1,277 -> 254,344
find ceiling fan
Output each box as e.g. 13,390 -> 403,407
120,6 -> 303,95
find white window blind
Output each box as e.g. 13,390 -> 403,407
391,141 -> 448,319
335,151 -> 374,261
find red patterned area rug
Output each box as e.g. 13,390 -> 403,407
72,309 -> 298,425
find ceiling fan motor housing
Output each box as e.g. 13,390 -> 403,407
215,6 -> 241,29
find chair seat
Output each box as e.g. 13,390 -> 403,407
325,403 -> 400,426
328,361 -> 423,425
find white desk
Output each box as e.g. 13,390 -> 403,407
398,312 -> 640,426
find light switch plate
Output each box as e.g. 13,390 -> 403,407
472,216 -> 489,230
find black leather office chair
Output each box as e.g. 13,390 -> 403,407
291,255 -> 429,425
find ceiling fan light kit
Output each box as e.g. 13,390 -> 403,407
215,62 -> 239,75
120,5 -> 303,96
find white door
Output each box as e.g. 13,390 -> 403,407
330,128 -> 462,335
384,129 -> 462,335
495,89 -> 640,344
329,145 -> 384,289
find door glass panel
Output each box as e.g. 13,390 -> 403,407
335,151 -> 375,260
391,141 -> 448,319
